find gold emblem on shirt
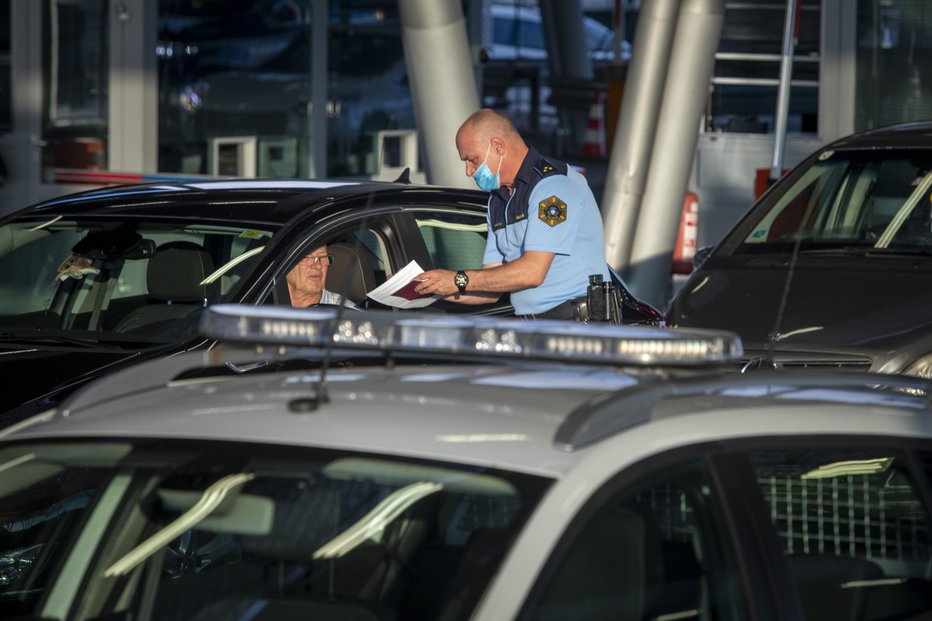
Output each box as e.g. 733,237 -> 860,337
538,195 -> 567,227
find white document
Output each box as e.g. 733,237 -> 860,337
366,260 -> 438,309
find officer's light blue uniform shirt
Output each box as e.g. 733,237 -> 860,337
483,147 -> 610,315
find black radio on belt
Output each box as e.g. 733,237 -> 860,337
587,274 -> 609,322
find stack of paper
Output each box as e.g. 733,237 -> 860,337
366,260 -> 438,309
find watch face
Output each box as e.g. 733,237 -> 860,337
454,272 -> 468,290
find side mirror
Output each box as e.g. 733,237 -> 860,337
692,245 -> 715,270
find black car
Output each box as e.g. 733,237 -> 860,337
0,179 -> 662,425
669,121 -> 932,376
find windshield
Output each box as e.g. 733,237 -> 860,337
732,149 -> 932,254
0,217 -> 274,347
0,439 -> 548,621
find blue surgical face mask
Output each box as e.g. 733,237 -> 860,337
473,143 -> 504,191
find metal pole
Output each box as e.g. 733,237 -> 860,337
309,0 -> 327,179
601,0 -> 679,272
399,0 -> 479,187
626,0 -> 725,309
770,0 -> 799,182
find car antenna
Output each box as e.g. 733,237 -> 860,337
765,234 -> 803,368
393,167 -> 412,184
288,196 -> 378,413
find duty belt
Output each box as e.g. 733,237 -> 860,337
518,295 -> 589,322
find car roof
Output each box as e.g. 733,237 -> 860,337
11,361 -> 932,475
14,179 -> 488,226
827,120 -> 932,150
10,355 -> 932,479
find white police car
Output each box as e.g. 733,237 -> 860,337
1,307 -> 931,620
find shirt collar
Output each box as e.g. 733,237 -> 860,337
490,146 -> 540,204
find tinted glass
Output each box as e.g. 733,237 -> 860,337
0,440 -> 549,621
410,209 -> 489,271
527,460 -> 747,621
157,0 -> 413,179
0,216 -> 274,345
733,150 -> 932,253
855,0 -> 932,131
42,0 -> 109,174
749,447 -> 932,620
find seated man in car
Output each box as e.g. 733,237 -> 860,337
286,244 -> 358,309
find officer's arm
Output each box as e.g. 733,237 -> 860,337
471,251 -> 553,291
415,251 -> 555,301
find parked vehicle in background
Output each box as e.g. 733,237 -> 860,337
0,179 -> 662,427
669,121 -> 932,375
1,305 -> 930,620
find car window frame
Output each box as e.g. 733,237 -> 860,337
515,444 -> 759,621
249,205 -> 409,306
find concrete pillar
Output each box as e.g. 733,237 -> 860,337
109,0 -> 157,173
601,0 -> 679,273
626,0 -> 724,309
399,0 -> 480,187
539,0 -> 593,80
539,0 -> 593,152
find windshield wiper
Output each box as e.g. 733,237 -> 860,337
0,332 -> 101,348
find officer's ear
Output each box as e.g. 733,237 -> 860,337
489,136 -> 505,155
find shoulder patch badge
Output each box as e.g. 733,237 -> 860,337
538,195 -> 567,227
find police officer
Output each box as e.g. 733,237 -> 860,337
415,109 -> 610,320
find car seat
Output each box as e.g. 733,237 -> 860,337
326,242 -> 377,306
115,241 -> 215,334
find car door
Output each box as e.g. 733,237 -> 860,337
517,440 -> 932,621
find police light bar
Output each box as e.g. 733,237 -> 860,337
199,305 -> 743,367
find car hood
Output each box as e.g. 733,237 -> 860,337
669,257 -> 932,371
0,344 -> 145,426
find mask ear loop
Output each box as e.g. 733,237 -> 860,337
490,141 -> 504,176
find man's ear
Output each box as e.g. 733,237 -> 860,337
490,136 -> 505,155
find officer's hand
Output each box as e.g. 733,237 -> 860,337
414,269 -> 458,297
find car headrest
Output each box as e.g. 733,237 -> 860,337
326,242 -> 376,305
147,241 -> 214,302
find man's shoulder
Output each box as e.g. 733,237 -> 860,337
531,154 -> 568,179
321,288 -> 358,307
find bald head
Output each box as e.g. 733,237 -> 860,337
458,109 -> 520,144
455,109 -> 528,191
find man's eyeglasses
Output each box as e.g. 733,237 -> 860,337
300,254 -> 334,266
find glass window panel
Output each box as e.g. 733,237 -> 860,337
855,1 -> 932,130
0,216 -> 274,343
410,209 -> 489,271
0,440 -> 549,621
749,447 -> 932,621
527,460 -> 748,621
735,150 -> 932,252
157,1 -> 414,180
42,0 -> 109,175
708,0 -> 821,134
